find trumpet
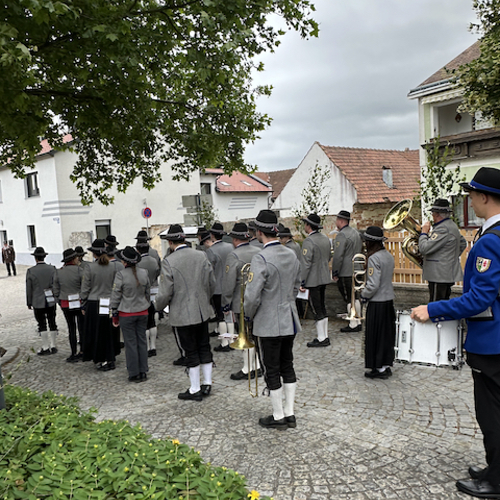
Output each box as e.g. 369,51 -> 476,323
230,263 -> 258,397
343,253 -> 367,321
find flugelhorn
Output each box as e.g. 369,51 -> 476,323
383,199 -> 423,268
230,263 -> 258,397
343,253 -> 366,321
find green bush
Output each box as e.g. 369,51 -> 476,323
0,385 -> 270,500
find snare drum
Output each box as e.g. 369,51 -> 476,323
395,310 -> 464,368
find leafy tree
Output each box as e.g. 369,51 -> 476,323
0,0 -> 318,204
419,136 -> 466,221
455,0 -> 500,123
292,162 -> 331,234
196,199 -> 219,228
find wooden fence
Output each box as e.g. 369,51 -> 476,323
386,229 -> 476,285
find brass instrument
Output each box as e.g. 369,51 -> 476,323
383,199 -> 423,268
230,263 -> 258,397
344,253 -> 367,321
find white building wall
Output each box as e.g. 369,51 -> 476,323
213,192 -> 270,222
272,142 -> 357,218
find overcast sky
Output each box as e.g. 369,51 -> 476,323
244,0 -> 479,173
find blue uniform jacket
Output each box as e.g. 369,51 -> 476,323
427,232 -> 500,354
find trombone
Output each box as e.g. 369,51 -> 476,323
230,263 -> 259,397
343,253 -> 367,321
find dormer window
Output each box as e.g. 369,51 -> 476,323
382,166 -> 393,188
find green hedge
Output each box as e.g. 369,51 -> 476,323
0,385 -> 270,500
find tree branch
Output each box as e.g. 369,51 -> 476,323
128,0 -> 202,16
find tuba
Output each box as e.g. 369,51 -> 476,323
383,199 -> 423,268
343,253 -> 367,321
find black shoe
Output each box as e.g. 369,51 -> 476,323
209,331 -> 219,338
140,372 -> 148,381
99,362 -> 115,372
201,384 -> 211,396
178,389 -> 203,401
50,347 -> 58,354
37,348 -> 51,356
173,356 -> 187,366
364,369 -> 389,380
128,374 -> 142,382
214,344 -> 233,352
340,325 -> 362,333
469,466 -> 488,480
456,478 -> 500,498
148,349 -> 157,357
306,338 -> 330,348
230,370 -> 249,380
66,354 -> 80,363
258,415 -> 288,430
285,415 -> 297,428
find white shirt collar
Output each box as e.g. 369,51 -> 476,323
482,213 -> 500,232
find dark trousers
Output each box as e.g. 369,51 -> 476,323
428,282 -> 453,303
308,285 -> 327,321
255,335 -> 296,391
173,321 -> 213,368
120,315 -> 148,378
62,308 -> 84,355
6,262 -> 16,276
467,352 -> 500,485
34,306 -> 57,332
338,276 -> 355,305
212,294 -> 223,322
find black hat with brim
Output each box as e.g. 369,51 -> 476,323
104,235 -> 119,247
335,210 -> 351,220
115,246 -> 142,265
209,222 -> 226,235
88,239 -> 107,255
460,167 -> 500,195
362,226 -> 387,242
135,230 -> 151,241
163,224 -> 186,241
62,248 -> 78,262
430,198 -> 452,212
199,231 -> 211,243
228,222 -> 250,239
279,226 -> 292,237
302,213 -> 323,229
75,246 -> 87,256
254,210 -> 279,234
31,247 -> 48,257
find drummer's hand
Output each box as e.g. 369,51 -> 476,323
411,305 -> 429,323
421,221 -> 431,234
299,286 -> 306,293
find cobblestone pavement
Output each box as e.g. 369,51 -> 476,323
0,266 -> 484,499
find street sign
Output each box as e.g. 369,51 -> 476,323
142,207 -> 152,219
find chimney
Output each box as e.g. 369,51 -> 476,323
382,166 -> 393,188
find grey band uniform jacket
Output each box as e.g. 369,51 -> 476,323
205,240 -> 233,294
221,242 -> 261,310
155,245 -> 216,327
137,255 -> 160,287
244,241 -> 302,338
331,225 -> 363,278
81,261 -> 122,302
419,218 -> 466,283
301,231 -> 331,287
361,250 -> 395,302
26,262 -> 56,308
53,265 -> 83,302
285,239 -> 302,263
110,267 -> 151,313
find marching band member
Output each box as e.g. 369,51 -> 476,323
155,224 -> 216,401
244,210 -> 301,430
111,246 -> 150,382
221,222 -> 261,381
300,213 -> 332,348
53,248 -> 84,362
359,226 -> 395,380
135,230 -> 161,268
278,225 -> 302,262
136,241 -> 160,357
248,220 -> 263,248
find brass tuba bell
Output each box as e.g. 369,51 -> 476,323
383,199 -> 423,268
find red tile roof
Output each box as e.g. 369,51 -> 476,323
216,171 -> 272,193
38,134 -> 74,156
318,144 -> 420,204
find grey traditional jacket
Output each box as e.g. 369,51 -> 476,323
301,231 -> 331,287
26,262 -> 56,308
285,239 -> 302,263
205,240 -> 233,294
137,254 -> 160,287
244,241 -> 302,337
419,218 -> 466,283
249,237 -> 263,249
148,247 -> 161,268
53,264 -> 83,301
360,249 -> 395,302
155,245 -> 216,327
331,225 -> 363,278
221,242 -> 261,310
110,267 -> 150,313
81,261 -> 121,302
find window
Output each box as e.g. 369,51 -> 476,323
453,195 -> 482,228
95,220 -> 111,240
27,225 -> 37,248
200,183 -> 211,195
26,172 -> 40,197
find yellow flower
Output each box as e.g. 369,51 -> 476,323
248,491 -> 260,500
172,439 -> 180,446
